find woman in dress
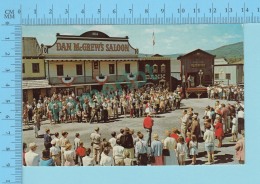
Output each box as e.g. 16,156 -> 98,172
151,133 -> 163,166
214,116 -> 224,147
189,135 -> 198,165
39,149 -> 55,166
64,143 -> 76,166
163,130 -> 178,165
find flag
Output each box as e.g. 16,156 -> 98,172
152,31 -> 155,46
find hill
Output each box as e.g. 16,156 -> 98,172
139,42 -> 244,64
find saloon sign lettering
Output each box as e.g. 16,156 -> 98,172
56,42 -> 130,52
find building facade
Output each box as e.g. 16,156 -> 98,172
177,49 -> 215,87
22,37 -> 51,102
138,54 -> 171,90
42,31 -> 142,95
214,58 -> 244,85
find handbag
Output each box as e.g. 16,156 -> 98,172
162,149 -> 170,156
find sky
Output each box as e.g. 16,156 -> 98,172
22,24 -> 243,55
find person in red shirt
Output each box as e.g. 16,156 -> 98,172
170,127 -> 180,142
143,113 -> 154,147
76,141 -> 86,166
214,116 -> 224,148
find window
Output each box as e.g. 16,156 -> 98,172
32,63 -> 39,73
125,64 -> 130,74
76,64 -> 83,75
109,64 -> 115,74
226,73 -> 231,80
161,64 -> 166,73
153,64 -> 158,73
57,65 -> 64,76
22,63 -> 25,73
145,64 -> 150,73
215,73 -> 219,80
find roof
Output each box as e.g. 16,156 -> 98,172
56,30 -> 128,40
22,37 -> 41,57
214,58 -> 228,65
177,49 -> 216,60
23,79 -> 51,89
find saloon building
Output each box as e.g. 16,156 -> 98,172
42,31 -> 143,95
177,49 -> 215,87
22,30 -> 172,101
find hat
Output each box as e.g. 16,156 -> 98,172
29,142 -> 37,149
94,127 -> 99,131
125,127 -> 130,132
147,112 -> 152,116
153,134 -> 159,139
51,140 -> 56,145
65,143 -> 72,150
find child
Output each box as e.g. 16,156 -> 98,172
189,135 -> 198,165
76,141 -> 86,166
230,115 -> 238,142
123,150 -> 134,166
50,140 -> 61,166
176,136 -> 188,165
185,132 -> 191,158
214,116 -> 224,148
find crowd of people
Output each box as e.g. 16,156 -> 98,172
206,85 -> 244,101
23,95 -> 245,166
23,86 -> 183,137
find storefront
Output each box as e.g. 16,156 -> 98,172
42,31 -> 143,95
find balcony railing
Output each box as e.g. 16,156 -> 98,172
49,75 -> 142,85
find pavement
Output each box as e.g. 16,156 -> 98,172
23,98 -> 242,165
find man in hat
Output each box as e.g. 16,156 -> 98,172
25,142 -> 40,166
143,113 -> 154,147
120,127 -> 134,159
90,127 -> 101,164
190,114 -> 201,141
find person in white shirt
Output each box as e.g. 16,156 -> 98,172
180,110 -> 189,137
113,139 -> 125,166
108,131 -> 117,148
116,129 -> 124,139
100,147 -> 114,166
25,142 -> 40,166
74,133 -> 81,165
53,132 -> 61,148
82,148 -> 94,166
176,136 -> 188,165
230,115 -> 238,142
49,140 -> 61,166
203,119 -> 215,165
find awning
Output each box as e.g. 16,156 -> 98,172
23,79 -> 51,89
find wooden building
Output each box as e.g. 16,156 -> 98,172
138,54 -> 171,90
42,31 -> 143,95
177,49 -> 215,87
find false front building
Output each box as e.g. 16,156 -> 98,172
42,31 -> 143,95
177,49 -> 215,87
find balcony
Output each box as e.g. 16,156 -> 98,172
49,75 -> 142,85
